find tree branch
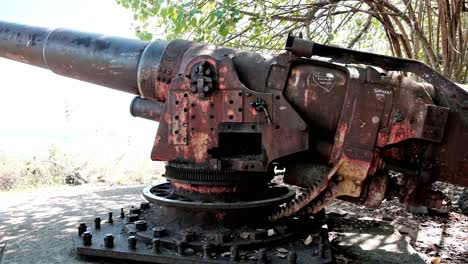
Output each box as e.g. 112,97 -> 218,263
347,15 -> 373,48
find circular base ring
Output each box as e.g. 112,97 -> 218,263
142,182 -> 295,211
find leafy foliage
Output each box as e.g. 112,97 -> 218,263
117,0 -> 385,51
117,0 -> 467,82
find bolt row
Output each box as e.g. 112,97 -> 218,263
76,202 -> 303,263
77,202 -> 151,247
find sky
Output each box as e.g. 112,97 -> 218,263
0,0 -> 158,163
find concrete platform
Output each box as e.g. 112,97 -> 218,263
0,185 -> 425,264
328,215 -> 425,264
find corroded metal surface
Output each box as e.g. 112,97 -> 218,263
130,96 -> 165,122
73,203 -> 332,264
143,182 -> 295,211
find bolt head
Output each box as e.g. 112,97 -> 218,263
129,207 -> 141,215
140,202 -> 150,210
153,226 -> 167,237
127,213 -> 139,222
183,231 -> 196,242
135,220 -> 147,231
128,236 -> 137,249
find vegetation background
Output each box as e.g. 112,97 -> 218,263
0,0 -> 164,192
118,0 -> 467,83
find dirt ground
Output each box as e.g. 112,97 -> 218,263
330,182 -> 468,264
0,185 -> 147,264
0,183 -> 466,264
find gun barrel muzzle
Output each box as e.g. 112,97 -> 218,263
0,21 -> 167,96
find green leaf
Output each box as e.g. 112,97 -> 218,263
181,1 -> 193,7
135,30 -> 152,41
189,8 -> 201,17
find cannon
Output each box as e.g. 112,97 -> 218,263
1,21 -> 467,263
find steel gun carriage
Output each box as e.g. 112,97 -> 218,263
1,21 -> 467,263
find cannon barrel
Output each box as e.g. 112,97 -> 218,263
0,21 -> 168,96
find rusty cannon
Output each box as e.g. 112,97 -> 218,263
1,21 -> 467,263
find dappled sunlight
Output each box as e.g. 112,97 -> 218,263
0,185 -> 146,263
329,216 -> 425,264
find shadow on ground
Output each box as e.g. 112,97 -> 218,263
2,185 -> 462,264
328,215 -> 424,264
0,185 -> 145,264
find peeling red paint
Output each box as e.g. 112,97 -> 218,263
387,123 -> 417,144
174,183 -> 238,193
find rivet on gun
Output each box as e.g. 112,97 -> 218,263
82,231 -> 92,246
94,217 -> 101,229
78,223 -> 87,236
104,234 -> 114,248
108,212 -> 113,224
128,236 -> 137,250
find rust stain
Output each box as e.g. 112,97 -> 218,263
174,183 -> 238,193
387,123 -> 416,144
155,83 -> 169,102
331,122 -> 348,162
155,135 -> 162,144
304,89 -> 310,107
191,132 -> 210,162
175,145 -> 190,159
219,66 -> 228,74
5,53 -> 29,63
200,101 -> 210,112
163,112 -> 171,123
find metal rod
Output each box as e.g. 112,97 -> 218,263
130,96 -> 164,122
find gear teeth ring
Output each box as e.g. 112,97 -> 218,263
269,177 -> 328,221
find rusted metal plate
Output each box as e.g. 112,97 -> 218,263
152,52 -> 308,173
73,206 -> 333,264
169,91 -> 189,145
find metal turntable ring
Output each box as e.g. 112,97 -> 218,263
142,182 -> 295,210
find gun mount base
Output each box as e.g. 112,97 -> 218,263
73,185 -> 332,264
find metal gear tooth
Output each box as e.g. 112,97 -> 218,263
269,176 -> 332,221
316,199 -> 324,206
164,165 -> 269,185
300,194 -> 308,201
